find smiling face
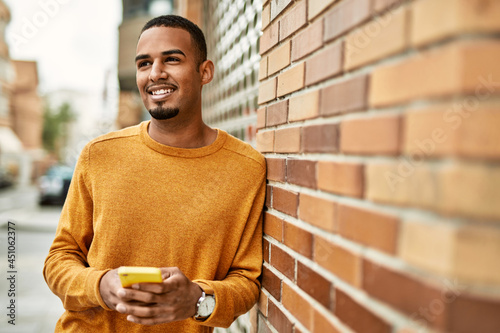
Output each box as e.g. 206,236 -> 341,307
135,26 -> 213,122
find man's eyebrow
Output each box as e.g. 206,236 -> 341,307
135,49 -> 186,62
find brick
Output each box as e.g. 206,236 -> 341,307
262,266 -> 282,301
365,162 -> 438,209
338,204 -> 399,254
267,301 -> 293,333
449,293 -> 500,333
317,161 -> 364,198
258,77 -> 277,104
268,41 -> 291,75
270,0 -> 293,20
411,0 -> 500,48
335,288 -> 391,333
266,100 -> 288,126
266,157 -> 286,182
257,107 -> 266,129
305,41 -> 343,86
440,163 -> 500,220
263,238 -> 270,263
297,262 -> 331,308
287,159 -> 317,189
399,219 -> 456,277
320,74 -> 369,116
279,1 -> 307,40
260,21 -> 279,55
256,130 -> 275,153
404,102 -> 500,160
302,124 -> 338,153
277,62 -> 305,97
259,56 -> 268,81
262,3 -> 271,30
275,127 -> 301,153
373,0 -> 403,13
345,7 -> 408,70
370,40 -> 500,107
313,310 -> 341,333
258,314 -> 273,333
271,244 -> 295,281
324,0 -> 372,42
259,22 -> 279,55
340,115 -> 401,155
283,221 -> 313,259
258,292 -> 268,316
299,193 -> 336,232
272,187 -> 299,217
362,260 -> 447,329
454,225 -> 500,285
308,0 -> 337,20
282,283 -> 313,330
288,89 -> 320,122
314,236 -> 361,286
264,212 -> 284,241
291,18 -> 324,61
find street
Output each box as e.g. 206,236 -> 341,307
0,190 -> 65,333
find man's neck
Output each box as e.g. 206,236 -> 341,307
148,119 -> 217,149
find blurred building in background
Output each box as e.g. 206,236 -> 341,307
10,60 -> 44,182
0,1 -> 44,187
10,60 -> 43,150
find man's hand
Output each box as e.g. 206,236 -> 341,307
101,267 -> 204,325
99,268 -> 123,310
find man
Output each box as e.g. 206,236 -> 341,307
44,15 -> 266,332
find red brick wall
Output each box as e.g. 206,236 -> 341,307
255,0 -> 500,332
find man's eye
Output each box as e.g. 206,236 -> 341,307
138,61 -> 151,68
166,57 -> 180,63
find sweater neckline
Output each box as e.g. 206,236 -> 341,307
140,121 -> 226,158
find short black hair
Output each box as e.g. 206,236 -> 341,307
141,15 -> 207,67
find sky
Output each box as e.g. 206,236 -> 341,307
4,0 -> 123,94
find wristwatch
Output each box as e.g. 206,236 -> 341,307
194,291 -> 216,320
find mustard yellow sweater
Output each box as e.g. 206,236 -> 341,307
43,121 -> 266,332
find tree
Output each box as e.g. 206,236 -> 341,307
42,102 -> 75,160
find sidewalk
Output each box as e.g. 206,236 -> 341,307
0,185 -> 60,232
0,185 -> 38,211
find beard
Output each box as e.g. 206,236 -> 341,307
148,105 -> 180,120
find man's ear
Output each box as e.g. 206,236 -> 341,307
199,60 -> 214,86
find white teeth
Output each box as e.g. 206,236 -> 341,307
151,89 -> 173,95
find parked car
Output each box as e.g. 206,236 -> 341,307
38,165 -> 74,205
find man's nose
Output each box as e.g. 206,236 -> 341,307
149,61 -> 167,81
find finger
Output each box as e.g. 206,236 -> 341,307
159,267 -> 181,280
131,282 -> 167,294
117,288 -> 160,304
132,270 -> 183,294
117,303 -> 180,325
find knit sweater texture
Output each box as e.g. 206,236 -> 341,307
43,121 -> 266,332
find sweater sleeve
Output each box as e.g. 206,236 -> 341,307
192,169 -> 266,328
43,145 -> 111,311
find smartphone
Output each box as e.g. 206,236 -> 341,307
118,266 -> 163,287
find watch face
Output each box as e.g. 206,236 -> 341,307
199,295 -> 216,317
